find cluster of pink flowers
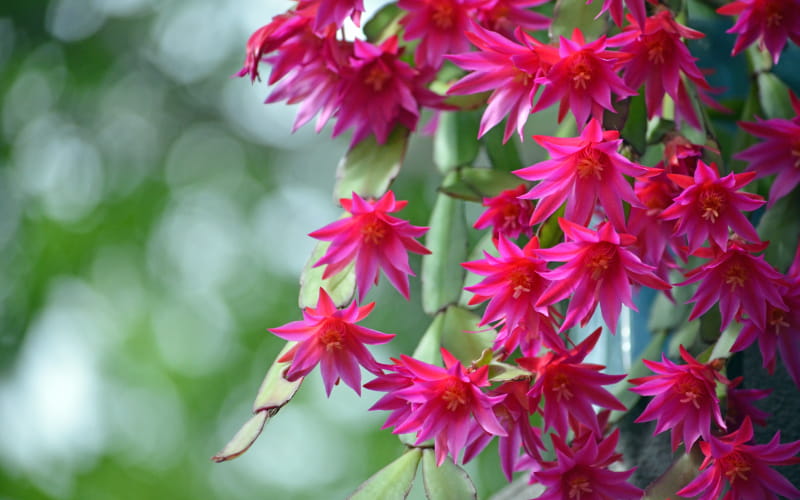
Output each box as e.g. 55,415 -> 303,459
234,0 -> 800,498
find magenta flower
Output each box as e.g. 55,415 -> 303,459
398,0 -> 482,68
515,118 -> 653,230
679,240 -> 787,332
725,376 -> 771,429
736,94 -> 800,206
532,430 -> 643,500
447,22 -> 557,142
472,184 -> 535,241
462,236 -> 562,356
717,0 -> 800,64
677,418 -> 800,500
297,0 -> 365,31
536,219 -> 671,333
463,379 -> 545,481
367,349 -> 507,465
629,345 -> 728,451
594,0 -> 647,28
660,160 -> 765,253
520,328 -> 627,437
309,191 -> 431,301
617,10 -> 716,130
269,288 -> 394,395
532,29 -> 636,128
475,0 -> 550,37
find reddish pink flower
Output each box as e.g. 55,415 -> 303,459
717,0 -> 800,64
679,240 -> 787,332
630,345 -> 728,451
472,184 -> 535,240
399,0 -> 483,68
536,220 -> 671,333
462,236 -> 562,356
730,247 -> 800,387
617,10 -> 716,130
447,23 -> 557,142
660,160 -> 765,253
736,94 -> 800,206
594,0 -> 647,28
677,418 -> 800,500
515,118 -> 653,230
520,328 -> 627,437
309,191 -> 431,301
367,349 -> 507,465
296,0 -> 365,31
532,430 -> 643,500
475,0 -> 550,37
463,379 -> 544,481
333,36 -> 443,145
532,29 -> 635,128
269,288 -> 394,395
725,376 -> 771,429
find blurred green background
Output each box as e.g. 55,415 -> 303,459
0,1 -> 510,499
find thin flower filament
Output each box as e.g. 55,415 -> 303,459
724,263 -> 747,290
585,243 -> 616,280
698,188 -> 727,222
441,381 -> 469,411
676,376 -> 706,409
319,321 -> 345,351
720,451 -> 752,484
567,471 -> 593,499
570,55 -> 593,90
361,218 -> 388,245
431,0 -> 455,29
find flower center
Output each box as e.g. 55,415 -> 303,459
319,321 -> 345,352
570,55 -> 593,90
431,1 -> 455,29
646,35 -> 669,64
585,242 -> 616,280
361,219 -> 388,245
441,381 -> 468,411
698,188 -> 727,223
364,63 -> 391,92
724,263 -> 747,290
765,1 -> 783,27
676,375 -> 706,409
768,306 -> 790,334
791,140 -> 800,168
721,451 -> 752,484
513,70 -> 533,87
576,150 -> 606,180
550,372 -> 574,402
508,267 -> 535,299
567,474 -> 592,499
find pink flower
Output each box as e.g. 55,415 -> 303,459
309,191 -> 431,301
520,328 -> 627,437
398,0 -> 482,68
475,0 -> 550,37
736,93 -> 800,207
660,160 -> 765,253
617,10 -> 716,130
725,376 -> 771,429
717,0 -> 800,64
367,349 -> 507,465
462,236 -> 562,356
677,418 -> 800,500
594,0 -> 647,28
472,184 -> 535,240
333,36 -> 443,146
730,247 -> 800,387
296,0 -> 365,31
515,118 -> 653,230
629,345 -> 728,451
269,288 -> 394,395
463,379 -> 545,481
532,430 -> 643,500
679,240 -> 787,332
536,219 -> 671,333
532,29 -> 635,128
447,22 -> 557,142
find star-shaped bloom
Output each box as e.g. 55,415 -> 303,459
366,349 -> 507,465
660,160 -> 765,253
269,288 -> 394,395
629,345 -> 728,451
515,118 -> 654,230
677,418 -> 800,500
679,240 -> 787,332
736,92 -> 800,207
520,328 -> 627,437
533,29 -> 635,128
532,430 -> 643,500
475,0 -> 551,38
717,0 -> 800,64
399,0 -> 483,68
310,191 -> 431,301
472,184 -> 535,241
296,0 -> 365,32
536,219 -> 671,333
447,22 -> 557,142
462,236 -> 562,356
